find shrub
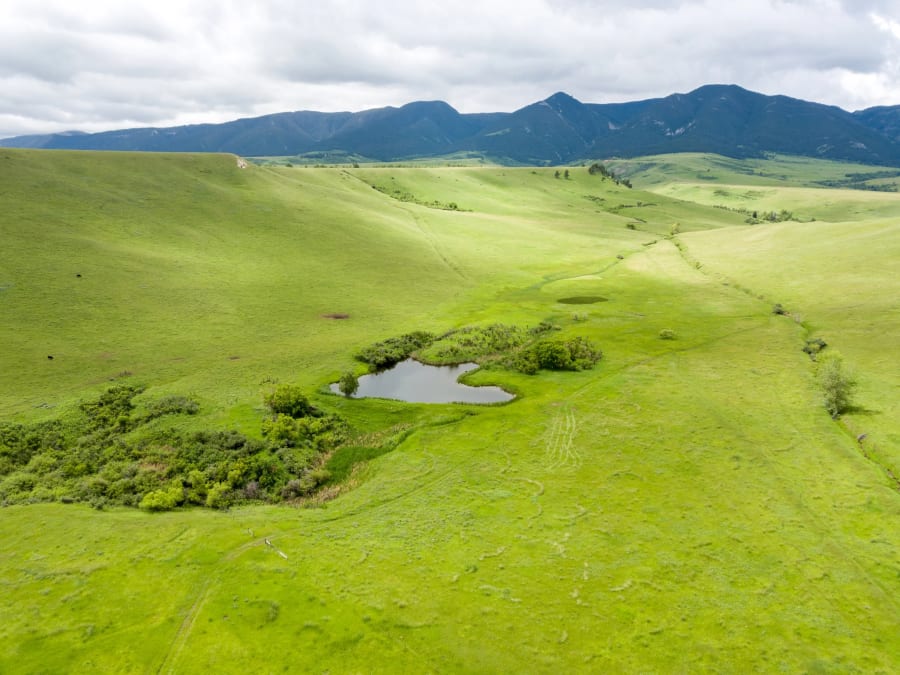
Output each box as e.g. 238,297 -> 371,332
659,329 -> 676,340
205,481 -> 232,509
338,372 -> 359,397
0,471 -> 37,500
263,385 -> 317,419
817,351 -> 855,418
139,481 -> 184,511
356,331 -> 436,369
262,414 -> 304,448
511,350 -> 540,375
533,341 -> 572,370
80,385 -> 143,431
281,479 -> 305,500
185,469 -> 208,505
531,338 -> 602,371
772,303 -> 787,316
803,337 -> 827,360
144,395 -> 199,420
299,468 -> 332,494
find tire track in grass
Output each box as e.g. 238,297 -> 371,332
156,534 -> 274,674
156,448 -> 454,672
156,579 -> 213,675
544,404 -> 580,469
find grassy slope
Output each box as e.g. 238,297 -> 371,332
0,151 -> 898,673
685,218 -> 900,478
0,153 -> 656,424
633,153 -> 900,479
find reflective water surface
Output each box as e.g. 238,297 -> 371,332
330,359 -> 514,404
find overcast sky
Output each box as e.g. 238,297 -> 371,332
2,0 -> 900,139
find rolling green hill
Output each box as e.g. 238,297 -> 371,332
0,150 -> 898,673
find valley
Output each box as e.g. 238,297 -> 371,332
0,150 -> 898,672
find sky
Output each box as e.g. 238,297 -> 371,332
2,0 -> 900,139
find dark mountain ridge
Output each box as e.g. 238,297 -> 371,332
4,84 -> 900,165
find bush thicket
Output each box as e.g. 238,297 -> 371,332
356,331 -> 436,369
510,337 -> 602,373
0,384 -> 346,511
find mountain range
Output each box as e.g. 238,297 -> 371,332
5,84 -> 900,165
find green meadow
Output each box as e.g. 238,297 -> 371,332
0,150 -> 898,672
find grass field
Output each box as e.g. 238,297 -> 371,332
1,150 -> 898,672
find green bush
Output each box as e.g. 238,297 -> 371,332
338,372 -> 359,397
144,395 -> 199,420
139,481 -> 184,511
533,341 -> 575,370
0,385 -> 348,510
659,329 -> 676,340
803,337 -> 827,359
529,337 -> 602,372
80,385 -> 143,431
817,351 -> 856,418
0,471 -> 38,501
356,331 -> 436,369
205,481 -> 232,509
263,385 -> 318,419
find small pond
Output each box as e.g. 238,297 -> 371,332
330,359 -> 514,404
557,295 -> 608,304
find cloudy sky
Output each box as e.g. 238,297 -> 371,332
2,0 -> 900,139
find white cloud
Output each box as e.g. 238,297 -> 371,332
1,0 -> 900,138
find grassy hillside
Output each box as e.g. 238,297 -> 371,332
0,151 -> 665,424
607,152 -> 900,189
0,151 -> 898,672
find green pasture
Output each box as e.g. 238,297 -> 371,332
0,150 -> 898,672
608,152 -> 900,189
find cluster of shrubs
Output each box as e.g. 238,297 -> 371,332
588,163 -> 633,188
357,323 -> 602,377
744,209 -> 795,224
802,337 -> 828,360
356,331 -> 436,369
0,384 -> 347,511
508,337 -> 603,374
421,322 -> 557,364
371,185 -> 461,210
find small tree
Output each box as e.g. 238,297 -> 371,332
564,169 -> 570,179
264,384 -> 316,419
817,351 -> 855,418
338,372 -> 359,398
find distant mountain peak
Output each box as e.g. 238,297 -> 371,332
3,85 -> 899,166
544,91 -> 580,105
400,100 -> 460,114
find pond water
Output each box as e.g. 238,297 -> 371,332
330,359 -> 514,404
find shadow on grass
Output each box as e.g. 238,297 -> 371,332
845,405 -> 882,417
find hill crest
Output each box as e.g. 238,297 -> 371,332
3,84 -> 900,165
